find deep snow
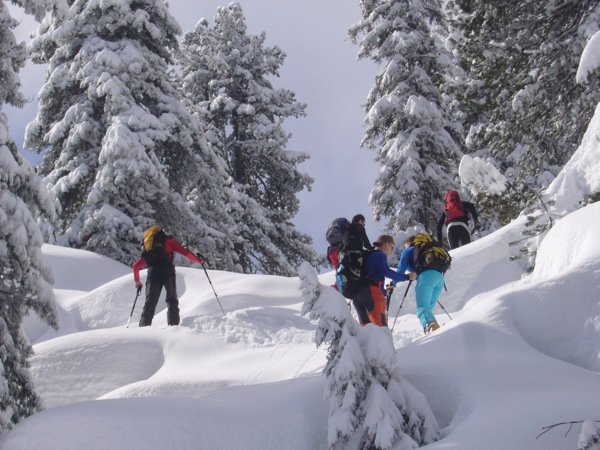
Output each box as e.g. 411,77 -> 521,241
1,199 -> 599,449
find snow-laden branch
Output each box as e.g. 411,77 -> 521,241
577,31 -> 600,84
459,155 -> 507,197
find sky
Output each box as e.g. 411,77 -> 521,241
6,0 -> 385,255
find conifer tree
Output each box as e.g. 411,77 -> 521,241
25,0 -> 238,266
350,0 -> 463,232
177,3 -> 320,275
447,0 -> 600,224
0,0 -> 57,433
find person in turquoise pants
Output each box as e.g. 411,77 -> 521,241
395,236 -> 444,333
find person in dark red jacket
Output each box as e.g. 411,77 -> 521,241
133,227 -> 204,327
436,191 -> 481,249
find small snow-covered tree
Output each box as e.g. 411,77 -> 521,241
25,0 -> 237,265
299,262 -> 440,449
349,0 -> 463,233
177,3 -> 320,275
0,0 -> 58,433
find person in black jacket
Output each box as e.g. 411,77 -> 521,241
344,214 -> 374,251
436,191 -> 481,249
133,226 -> 205,327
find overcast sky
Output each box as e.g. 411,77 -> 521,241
7,0 -> 386,254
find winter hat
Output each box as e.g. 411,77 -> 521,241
352,214 -> 366,224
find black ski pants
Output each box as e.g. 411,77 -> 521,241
447,222 -> 471,249
139,275 -> 180,327
352,283 -> 387,327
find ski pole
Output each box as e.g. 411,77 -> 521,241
126,287 -> 142,328
437,299 -> 453,320
391,280 -> 412,332
201,262 -> 225,315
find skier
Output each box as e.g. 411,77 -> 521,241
345,214 -> 374,251
133,226 -> 204,327
352,235 -> 415,327
436,191 -> 481,249
396,235 -> 447,334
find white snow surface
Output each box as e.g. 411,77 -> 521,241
544,101 -> 600,215
3,204 -> 600,449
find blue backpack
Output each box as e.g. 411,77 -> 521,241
326,217 -> 349,247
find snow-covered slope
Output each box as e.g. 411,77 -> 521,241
3,204 -> 600,450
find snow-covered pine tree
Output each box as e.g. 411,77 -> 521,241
299,262 -> 441,449
177,3 -> 320,276
349,0 -> 463,233
0,0 -> 57,433
24,0 -> 238,266
446,0 -> 600,224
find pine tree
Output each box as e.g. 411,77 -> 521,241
349,0 -> 463,233
447,0 -> 600,224
0,0 -> 57,433
25,0 -> 237,266
177,3 -> 320,276
299,262 -> 441,449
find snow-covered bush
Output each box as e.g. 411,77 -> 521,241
299,262 -> 440,449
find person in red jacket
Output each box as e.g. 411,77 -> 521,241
133,226 -> 204,327
436,191 -> 481,249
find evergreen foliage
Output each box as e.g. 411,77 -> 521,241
177,3 -> 320,275
0,0 -> 57,433
447,0 -> 600,223
24,0 -> 237,266
349,0 -> 463,233
299,262 -> 440,449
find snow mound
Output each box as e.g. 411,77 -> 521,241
42,244 -> 130,291
532,201 -> 600,281
544,103 -> 600,215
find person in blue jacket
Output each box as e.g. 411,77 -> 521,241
396,236 -> 444,334
352,235 -> 415,327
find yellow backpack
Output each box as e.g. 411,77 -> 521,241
412,233 -> 452,273
143,226 -> 166,252
141,226 -> 170,268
